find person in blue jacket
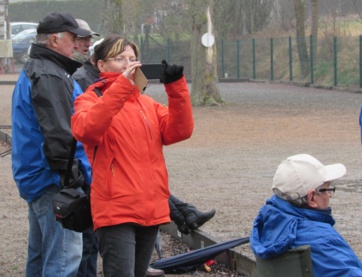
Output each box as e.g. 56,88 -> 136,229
250,154 -> 362,276
11,12 -> 92,277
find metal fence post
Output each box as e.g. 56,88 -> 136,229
253,38 -> 256,79
289,36 -> 293,81
360,35 -> 362,88
310,35 -> 314,84
270,38 -> 274,81
167,39 -> 171,63
221,40 -> 225,78
140,36 -> 144,59
334,36 -> 338,87
237,39 -> 240,79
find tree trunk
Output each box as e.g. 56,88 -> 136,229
104,0 -> 110,9
190,0 -> 223,106
310,0 -> 318,60
103,0 -> 124,35
294,0 -> 310,77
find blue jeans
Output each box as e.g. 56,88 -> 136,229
76,226 -> 98,277
96,223 -> 159,277
26,185 -> 82,277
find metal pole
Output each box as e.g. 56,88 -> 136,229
237,40 -> 240,79
5,0 -> 10,39
289,36 -> 293,82
310,35 -> 314,84
253,38 -> 256,79
334,36 -> 338,87
270,38 -> 274,81
360,35 -> 362,88
140,36 -> 144,59
167,39 -> 170,63
221,40 -> 225,78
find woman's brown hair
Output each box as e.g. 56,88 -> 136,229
92,34 -> 139,66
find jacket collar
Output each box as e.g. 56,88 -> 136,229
83,60 -> 100,79
94,72 -> 140,101
30,43 -> 82,75
99,71 -> 121,85
93,72 -> 121,92
268,194 -> 335,225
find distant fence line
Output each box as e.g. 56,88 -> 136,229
139,35 -> 362,89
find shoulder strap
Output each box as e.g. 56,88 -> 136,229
92,87 -> 102,163
94,87 -> 102,97
63,137 -> 77,188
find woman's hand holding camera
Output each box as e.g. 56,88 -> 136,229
122,60 -> 141,82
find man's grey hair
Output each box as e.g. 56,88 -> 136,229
273,188 -> 308,208
36,32 -> 64,46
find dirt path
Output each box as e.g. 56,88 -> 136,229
1,80 -> 362,276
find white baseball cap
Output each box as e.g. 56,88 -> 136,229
272,154 -> 346,200
76,19 -> 99,37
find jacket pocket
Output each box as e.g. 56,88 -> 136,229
105,158 -> 115,198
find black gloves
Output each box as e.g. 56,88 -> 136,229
160,59 -> 184,84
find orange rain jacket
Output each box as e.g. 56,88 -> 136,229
71,72 -> 194,230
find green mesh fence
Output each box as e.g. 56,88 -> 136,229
138,34 -> 362,89
139,37 -> 192,79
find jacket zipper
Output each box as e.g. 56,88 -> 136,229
111,163 -> 114,176
139,109 -> 153,140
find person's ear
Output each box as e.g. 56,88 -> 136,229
97,59 -> 106,72
307,190 -> 318,208
49,34 -> 58,48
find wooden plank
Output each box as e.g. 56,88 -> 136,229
0,39 -> 13,57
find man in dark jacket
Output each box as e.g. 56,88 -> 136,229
11,12 -> 92,276
72,36 -> 101,277
73,38 -> 102,90
73,19 -> 99,64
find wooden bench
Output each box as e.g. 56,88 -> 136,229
256,245 -> 313,277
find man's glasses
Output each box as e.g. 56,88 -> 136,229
76,36 -> 92,43
107,57 -> 138,64
316,185 -> 336,196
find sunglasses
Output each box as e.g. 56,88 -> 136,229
316,185 -> 336,196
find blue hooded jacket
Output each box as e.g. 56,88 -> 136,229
250,195 -> 362,276
12,44 -> 91,203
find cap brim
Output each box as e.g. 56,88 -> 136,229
91,31 -> 100,36
77,31 -> 100,38
323,163 -> 346,182
69,28 -> 91,37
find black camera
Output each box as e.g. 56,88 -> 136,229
140,63 -> 163,80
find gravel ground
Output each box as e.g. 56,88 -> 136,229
1,79 -> 362,276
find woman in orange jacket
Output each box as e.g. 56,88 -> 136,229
71,34 -> 194,277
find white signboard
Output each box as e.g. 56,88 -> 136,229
201,33 -> 215,48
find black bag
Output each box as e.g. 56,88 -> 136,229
52,138 -> 93,232
53,188 -> 92,232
